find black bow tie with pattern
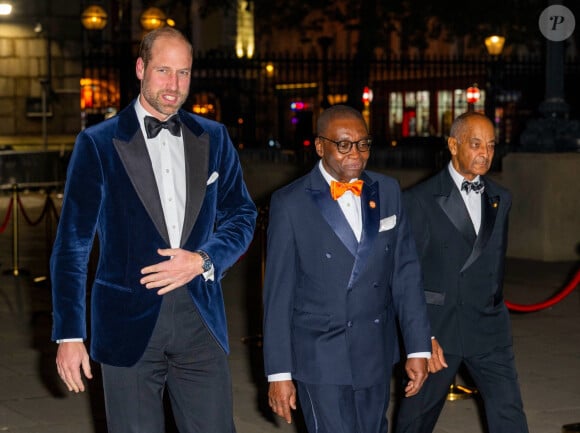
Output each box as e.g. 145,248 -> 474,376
144,115 -> 181,138
461,179 -> 485,194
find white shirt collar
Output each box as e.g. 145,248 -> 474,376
318,160 -> 359,185
448,161 -> 481,191
134,96 -> 179,134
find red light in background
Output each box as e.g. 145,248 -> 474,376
466,86 -> 481,104
291,101 -> 308,111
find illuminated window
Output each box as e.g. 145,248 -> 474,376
191,92 -> 219,120
388,91 -> 430,137
80,77 -> 119,111
236,0 -> 255,58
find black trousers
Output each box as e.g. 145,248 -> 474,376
395,347 -> 528,433
101,287 -> 236,433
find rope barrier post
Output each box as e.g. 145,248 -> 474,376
3,184 -> 29,278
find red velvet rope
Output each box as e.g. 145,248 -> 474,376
17,195 -> 50,226
0,197 -> 13,233
505,267 -> 580,312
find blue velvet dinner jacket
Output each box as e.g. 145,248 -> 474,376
262,166 -> 431,389
50,100 -> 257,367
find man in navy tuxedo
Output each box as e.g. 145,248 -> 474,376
395,112 -> 528,433
262,104 -> 432,433
51,27 -> 256,433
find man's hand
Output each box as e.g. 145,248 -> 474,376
404,357 -> 429,397
56,342 -> 92,393
268,380 -> 297,424
140,248 -> 204,295
428,338 -> 448,373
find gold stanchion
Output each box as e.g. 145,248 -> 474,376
447,376 -> 477,401
3,184 -> 29,277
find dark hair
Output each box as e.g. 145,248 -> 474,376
138,27 -> 192,67
449,111 -> 492,138
316,104 -> 366,136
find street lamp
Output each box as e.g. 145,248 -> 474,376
81,5 -> 108,31
484,35 -> 505,56
140,7 -> 166,31
0,1 -> 12,15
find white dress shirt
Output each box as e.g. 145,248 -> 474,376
135,99 -> 186,248
448,162 -> 482,234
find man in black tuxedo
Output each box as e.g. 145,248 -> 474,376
395,112 -> 529,433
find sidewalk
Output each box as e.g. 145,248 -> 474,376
0,192 -> 579,433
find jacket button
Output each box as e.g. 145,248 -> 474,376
347,321 -> 353,327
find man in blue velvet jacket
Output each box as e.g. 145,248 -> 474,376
50,27 -> 256,433
263,105 -> 431,433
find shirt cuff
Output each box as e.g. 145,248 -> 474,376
268,372 -> 292,382
56,338 -> 83,343
203,265 -> 215,281
408,351 -> 431,359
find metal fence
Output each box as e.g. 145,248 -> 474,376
83,47 -> 580,154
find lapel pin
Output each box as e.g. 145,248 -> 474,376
369,200 -> 376,209
493,202 -> 498,208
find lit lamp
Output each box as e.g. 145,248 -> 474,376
81,5 -> 108,31
0,1 -> 12,15
484,35 -> 506,56
140,7 -> 166,31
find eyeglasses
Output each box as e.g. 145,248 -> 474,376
318,136 -> 372,154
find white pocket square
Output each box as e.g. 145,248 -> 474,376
207,171 -> 219,185
379,215 -> 397,232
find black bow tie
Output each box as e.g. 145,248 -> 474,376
461,179 -> 485,194
144,115 -> 181,138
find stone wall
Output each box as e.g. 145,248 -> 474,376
0,3 -> 83,138
501,153 -> 580,262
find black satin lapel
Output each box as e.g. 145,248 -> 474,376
310,186 -> 358,257
461,191 -> 499,272
180,127 -> 209,246
436,187 -> 476,245
113,135 -> 169,244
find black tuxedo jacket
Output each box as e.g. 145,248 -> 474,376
403,168 -> 513,356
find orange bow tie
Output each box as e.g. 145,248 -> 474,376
330,180 -> 364,200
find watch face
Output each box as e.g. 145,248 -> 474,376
202,259 -> 211,272
198,251 -> 211,272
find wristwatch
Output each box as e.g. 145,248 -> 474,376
196,250 -> 212,272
